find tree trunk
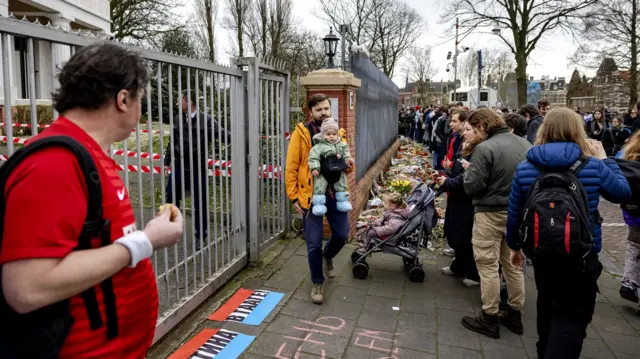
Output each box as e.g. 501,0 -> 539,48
515,49 -> 527,108
630,0 -> 638,107
205,0 -> 215,62
237,3 -> 244,57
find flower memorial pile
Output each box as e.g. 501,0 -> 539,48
355,137 -> 446,251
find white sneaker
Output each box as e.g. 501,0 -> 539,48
443,247 -> 455,257
463,278 -> 480,287
441,266 -> 455,276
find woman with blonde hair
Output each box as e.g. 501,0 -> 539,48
615,131 -> 640,315
506,107 -> 631,358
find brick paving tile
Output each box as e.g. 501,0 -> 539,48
167,199 -> 640,359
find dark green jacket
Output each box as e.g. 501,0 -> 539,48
463,127 -> 532,212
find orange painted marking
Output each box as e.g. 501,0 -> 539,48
208,288 -> 254,321
167,328 -> 219,359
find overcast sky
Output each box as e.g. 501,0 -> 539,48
178,0 -> 589,87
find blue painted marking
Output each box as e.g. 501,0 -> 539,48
241,291 -> 285,325
211,333 -> 255,358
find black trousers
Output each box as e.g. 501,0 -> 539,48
166,169 -> 209,240
449,233 -> 479,281
532,254 -> 602,359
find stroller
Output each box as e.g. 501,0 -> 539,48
351,183 -> 437,283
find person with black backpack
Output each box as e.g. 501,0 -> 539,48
0,43 -> 184,358
506,108 -> 631,359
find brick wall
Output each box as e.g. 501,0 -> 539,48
322,139 -> 400,240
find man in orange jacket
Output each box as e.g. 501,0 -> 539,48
285,94 -> 354,304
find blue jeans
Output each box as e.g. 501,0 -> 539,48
432,145 -> 444,170
304,192 -> 350,284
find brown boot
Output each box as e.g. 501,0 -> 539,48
461,310 -> 500,339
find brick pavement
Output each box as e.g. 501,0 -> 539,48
163,235 -> 640,359
599,199 -> 631,276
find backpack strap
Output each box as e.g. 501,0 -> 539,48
0,136 -> 118,339
569,155 -> 589,175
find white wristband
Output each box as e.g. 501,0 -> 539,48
115,231 -> 153,268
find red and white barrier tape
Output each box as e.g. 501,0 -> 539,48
0,136 -> 29,144
0,123 -> 169,135
0,150 -> 281,178
110,149 -> 229,167
0,123 -> 290,139
115,164 -> 281,179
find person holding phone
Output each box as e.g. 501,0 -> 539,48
436,116 -> 481,287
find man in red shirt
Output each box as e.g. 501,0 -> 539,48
0,42 -> 183,358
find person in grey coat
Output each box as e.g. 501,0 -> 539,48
461,109 -> 532,339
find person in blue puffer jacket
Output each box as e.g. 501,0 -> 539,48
615,133 -> 640,315
506,108 -> 631,359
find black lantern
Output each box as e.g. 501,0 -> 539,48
322,27 -> 340,69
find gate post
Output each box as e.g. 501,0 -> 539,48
300,69 -> 361,238
240,57 -> 262,265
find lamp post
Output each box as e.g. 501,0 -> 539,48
323,27 -> 340,69
447,18 -> 470,103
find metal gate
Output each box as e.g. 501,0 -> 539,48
0,15 -> 289,343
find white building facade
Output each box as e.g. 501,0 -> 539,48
0,0 -> 110,103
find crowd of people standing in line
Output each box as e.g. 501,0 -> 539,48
399,100 -> 640,359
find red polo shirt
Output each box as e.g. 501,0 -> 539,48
0,118 -> 158,358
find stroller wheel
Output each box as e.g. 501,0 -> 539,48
408,265 -> 425,283
352,262 -> 369,280
402,257 -> 414,267
351,250 -> 363,264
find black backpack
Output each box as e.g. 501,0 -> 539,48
613,157 -> 640,217
519,156 -> 594,259
0,136 -> 118,359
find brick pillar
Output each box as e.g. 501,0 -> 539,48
300,69 -> 361,239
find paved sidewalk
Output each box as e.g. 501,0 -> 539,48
599,200 -> 631,276
164,236 -> 640,359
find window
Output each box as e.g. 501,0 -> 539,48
480,92 -> 488,101
14,37 -> 28,99
452,92 -> 468,102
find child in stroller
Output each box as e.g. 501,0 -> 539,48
351,183 -> 437,282
361,193 -> 411,251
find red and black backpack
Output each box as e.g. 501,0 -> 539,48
519,156 -> 595,260
0,136 -> 117,359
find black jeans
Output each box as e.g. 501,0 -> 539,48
166,169 -> 209,241
532,254 -> 602,359
449,233 -> 479,281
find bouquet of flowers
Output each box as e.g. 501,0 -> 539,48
390,179 -> 413,195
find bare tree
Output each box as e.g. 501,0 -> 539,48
110,0 -> 183,43
572,0 -> 639,106
223,0 -> 252,57
459,48 -> 514,87
268,0 -> 294,58
402,46 -> 436,104
193,0 -> 218,62
441,0 -> 597,107
314,0 -> 382,47
315,0 -> 424,77
370,1 -> 424,77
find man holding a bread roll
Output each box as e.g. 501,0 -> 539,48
0,43 -> 183,358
